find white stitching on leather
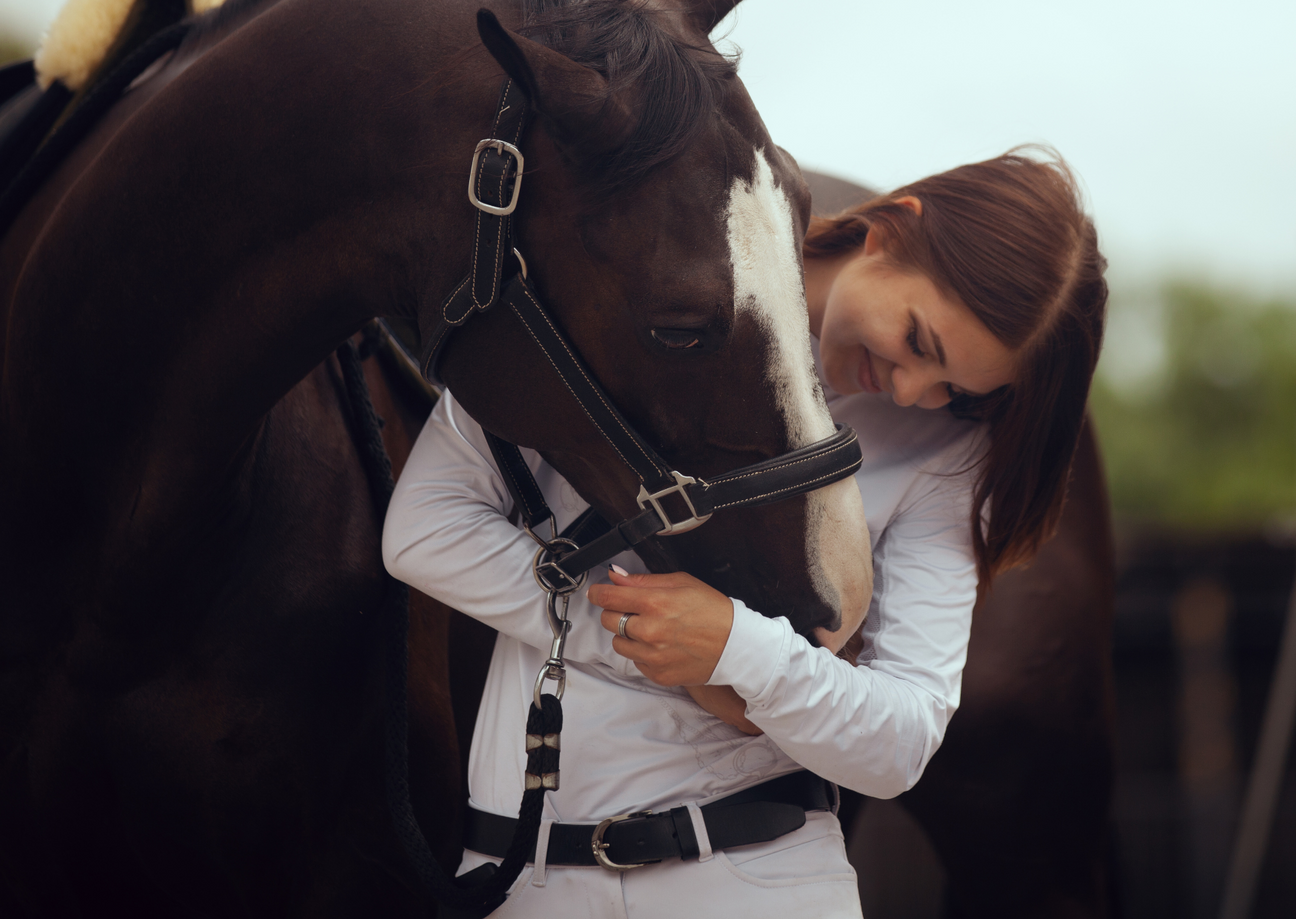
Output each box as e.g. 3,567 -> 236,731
710,467 -> 856,510
517,286 -> 668,478
507,297 -> 643,480
706,432 -> 857,487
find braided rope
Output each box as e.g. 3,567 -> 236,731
336,336 -> 556,917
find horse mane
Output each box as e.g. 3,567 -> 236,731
520,0 -> 738,192
183,0 -> 736,192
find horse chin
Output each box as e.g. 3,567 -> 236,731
642,482 -> 871,645
805,476 -> 874,649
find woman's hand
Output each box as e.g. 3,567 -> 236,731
589,568 -> 733,687
589,568 -> 764,735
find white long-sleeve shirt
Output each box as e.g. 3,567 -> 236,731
383,345 -> 984,818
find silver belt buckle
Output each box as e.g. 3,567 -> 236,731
591,810 -> 653,870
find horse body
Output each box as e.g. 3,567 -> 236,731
894,418 -> 1117,917
1,0 -> 871,913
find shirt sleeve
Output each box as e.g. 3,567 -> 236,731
707,468 -> 977,799
382,392 -> 630,673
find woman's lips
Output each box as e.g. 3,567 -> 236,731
858,350 -> 882,394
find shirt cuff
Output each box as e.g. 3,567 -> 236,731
707,597 -> 792,700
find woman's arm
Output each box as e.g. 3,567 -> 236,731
383,393 -> 632,673
590,475 -> 977,799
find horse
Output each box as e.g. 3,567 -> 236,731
803,172 -> 1120,917
0,0 -> 874,915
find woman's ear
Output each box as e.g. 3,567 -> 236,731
895,195 -> 923,216
863,223 -> 885,256
863,196 -> 922,256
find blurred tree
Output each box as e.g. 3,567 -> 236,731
1091,283 -> 1296,530
0,33 -> 31,66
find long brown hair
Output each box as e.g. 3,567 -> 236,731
804,148 -> 1108,581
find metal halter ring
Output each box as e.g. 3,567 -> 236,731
533,657 -> 567,708
533,537 -> 586,595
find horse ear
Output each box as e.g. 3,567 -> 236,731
685,0 -> 743,35
476,9 -> 633,152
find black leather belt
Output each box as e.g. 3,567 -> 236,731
464,770 -> 834,870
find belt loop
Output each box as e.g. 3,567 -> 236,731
685,803 -> 713,862
532,818 -> 554,886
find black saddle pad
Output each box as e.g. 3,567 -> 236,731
0,62 -> 72,198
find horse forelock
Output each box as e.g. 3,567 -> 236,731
520,0 -> 736,193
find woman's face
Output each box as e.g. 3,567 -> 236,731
817,239 -> 1018,410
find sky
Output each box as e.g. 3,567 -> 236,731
2,0 -> 1293,293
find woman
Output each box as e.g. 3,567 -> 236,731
383,148 -> 1107,917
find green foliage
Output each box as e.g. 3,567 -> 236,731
1090,282 -> 1296,530
0,34 -> 32,67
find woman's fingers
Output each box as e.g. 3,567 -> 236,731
588,567 -> 734,686
587,568 -> 698,614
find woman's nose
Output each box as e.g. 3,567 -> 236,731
892,366 -> 951,409
891,367 -> 926,407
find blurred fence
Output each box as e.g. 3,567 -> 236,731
848,531 -> 1296,918
1114,532 -> 1295,917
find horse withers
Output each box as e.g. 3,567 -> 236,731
0,0 -> 870,915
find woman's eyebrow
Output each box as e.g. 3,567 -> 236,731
924,319 -> 947,367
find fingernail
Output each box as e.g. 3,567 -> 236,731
611,564 -> 629,577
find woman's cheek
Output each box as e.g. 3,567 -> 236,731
819,338 -> 861,395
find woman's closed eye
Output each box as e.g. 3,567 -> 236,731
906,320 -> 925,358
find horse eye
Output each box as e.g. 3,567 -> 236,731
651,329 -> 703,350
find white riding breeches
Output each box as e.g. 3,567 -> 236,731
457,810 -> 863,919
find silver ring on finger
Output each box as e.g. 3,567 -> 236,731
617,612 -> 635,640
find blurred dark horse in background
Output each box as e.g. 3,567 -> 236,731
0,0 -> 879,914
806,178 -> 1119,918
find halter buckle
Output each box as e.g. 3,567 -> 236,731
591,810 -> 655,871
637,472 -> 712,536
468,139 -> 525,216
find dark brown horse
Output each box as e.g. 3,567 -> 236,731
0,0 -> 873,915
805,173 -> 1119,917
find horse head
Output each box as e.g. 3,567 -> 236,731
438,2 -> 873,641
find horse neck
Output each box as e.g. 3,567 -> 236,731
0,0 -> 509,546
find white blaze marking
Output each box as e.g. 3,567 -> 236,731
726,149 -> 874,632
727,151 -> 834,448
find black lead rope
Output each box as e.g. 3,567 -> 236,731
337,337 -> 554,918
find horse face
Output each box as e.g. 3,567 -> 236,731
443,7 -> 872,641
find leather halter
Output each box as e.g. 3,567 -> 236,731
421,80 -> 864,588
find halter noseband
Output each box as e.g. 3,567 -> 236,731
420,79 -> 864,590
